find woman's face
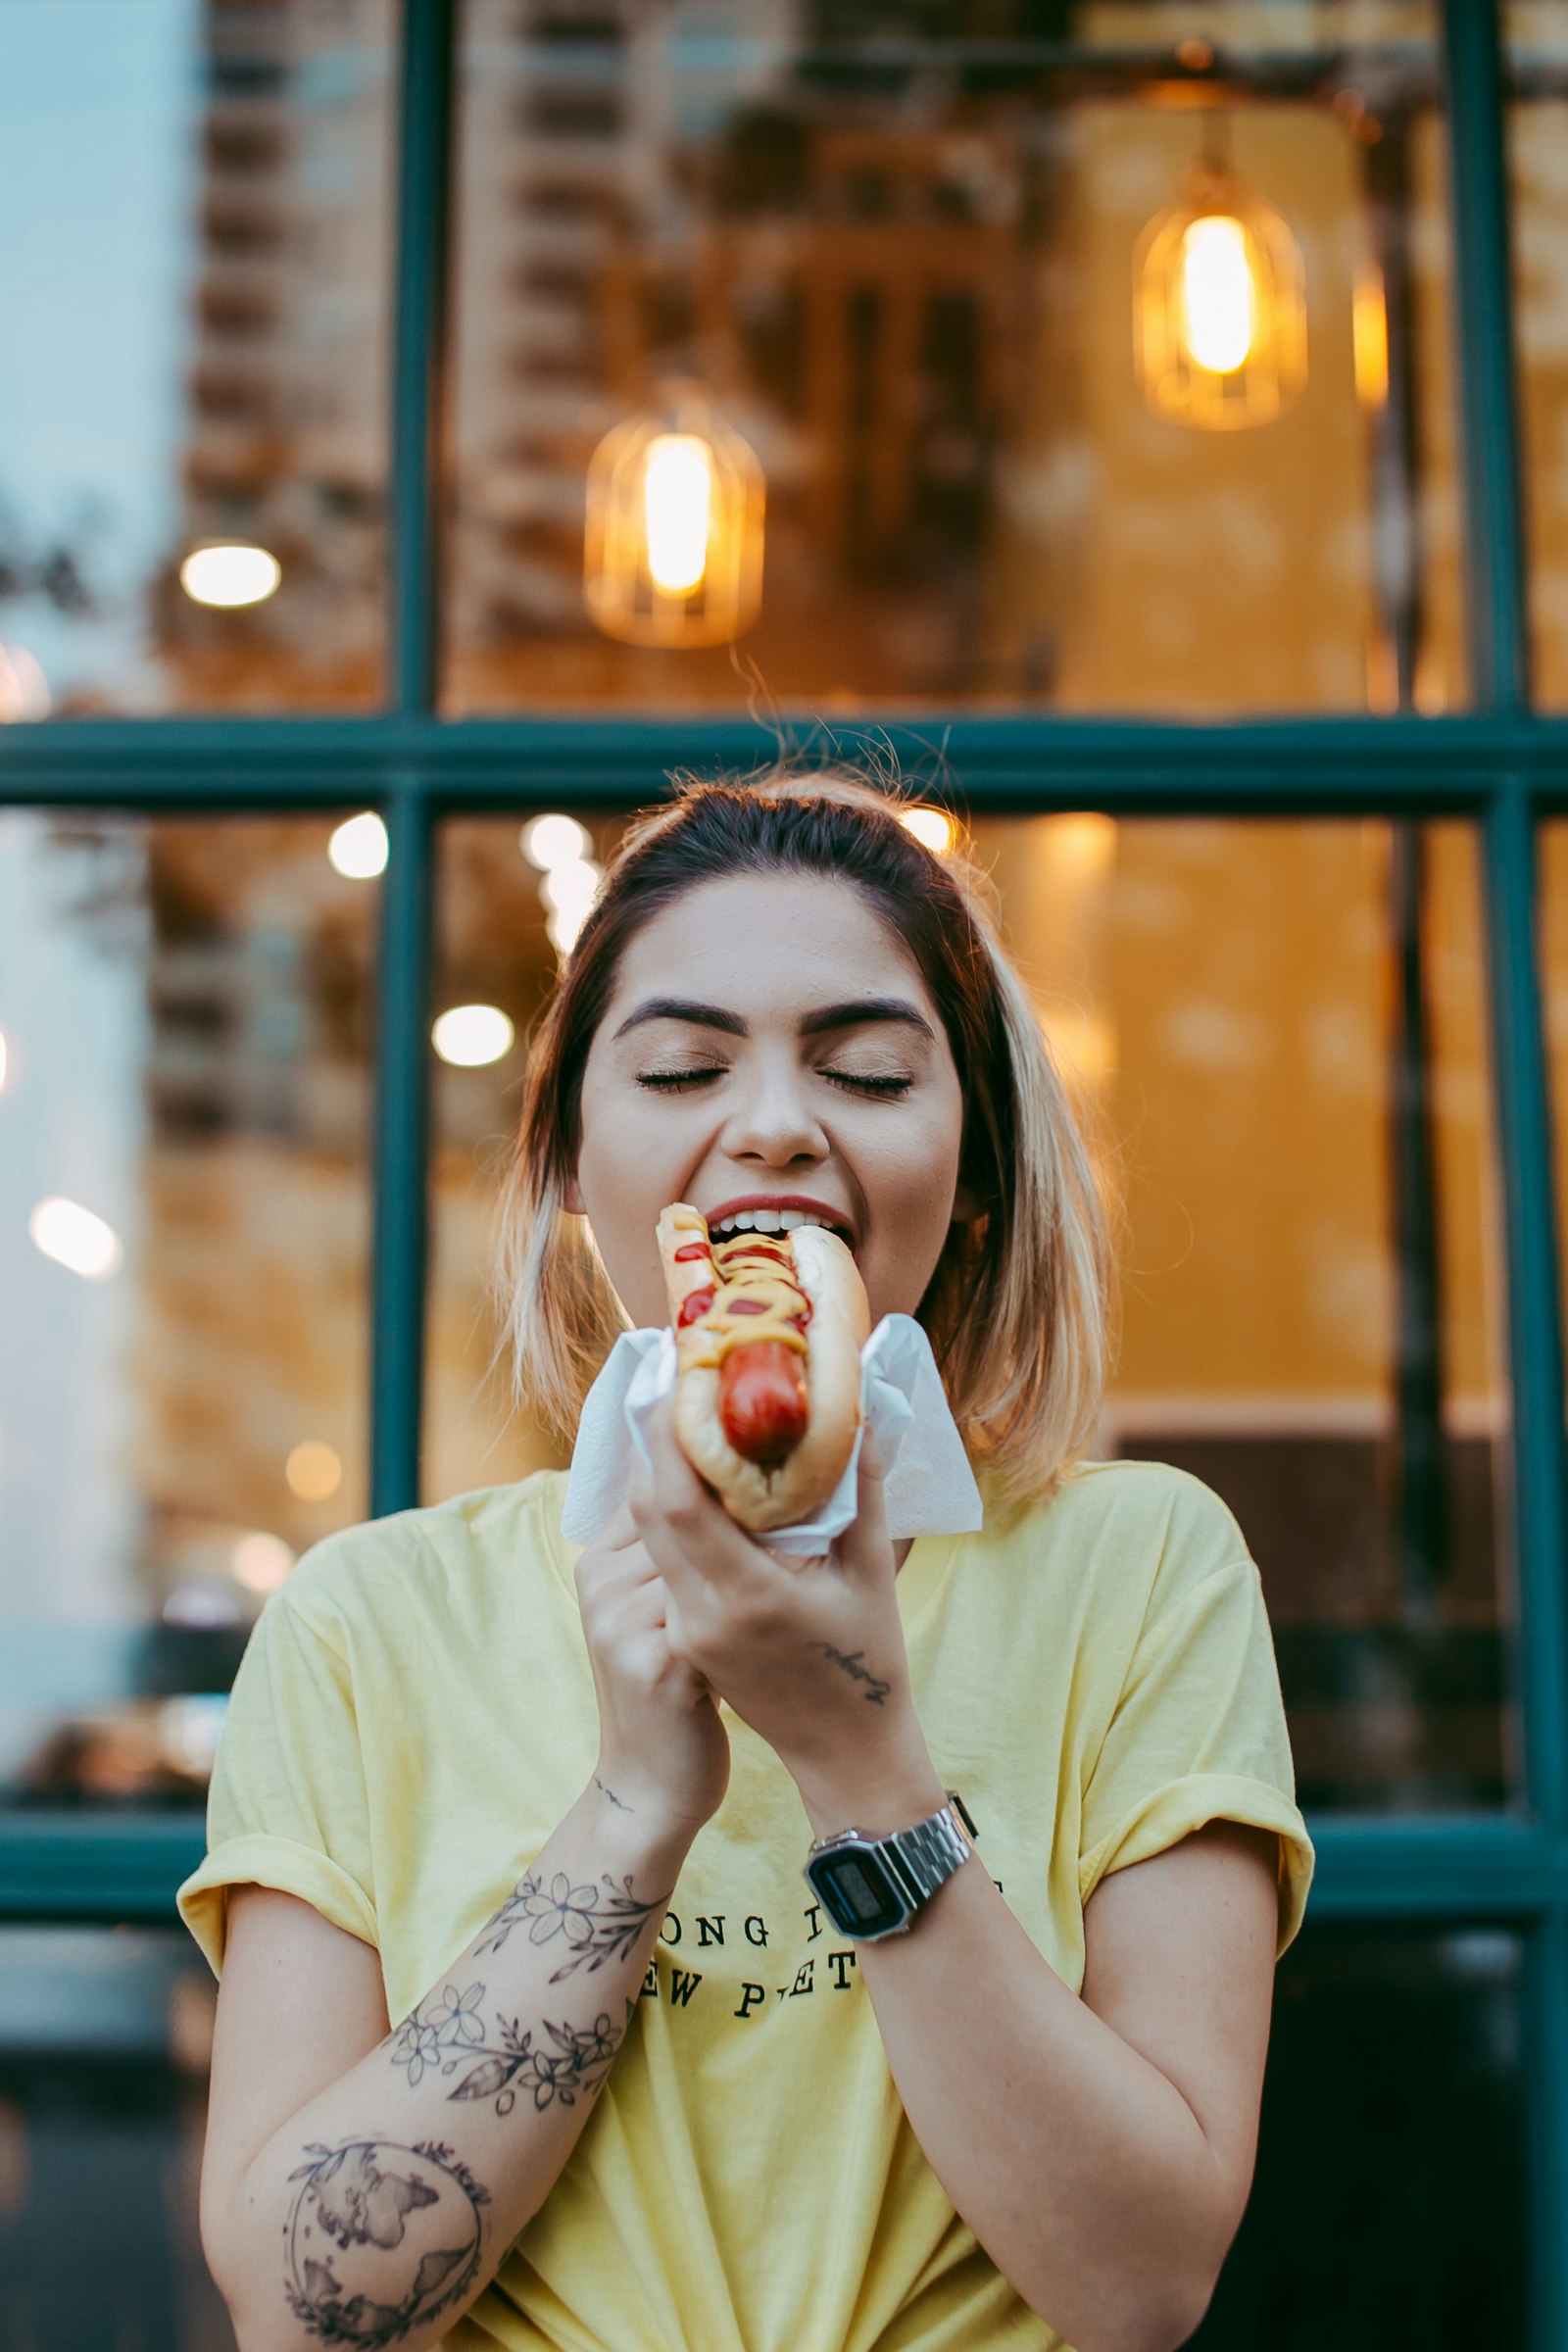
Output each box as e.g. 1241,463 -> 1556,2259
569,871 -> 971,1329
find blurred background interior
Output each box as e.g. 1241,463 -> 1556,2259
3,0 -> 1568,2344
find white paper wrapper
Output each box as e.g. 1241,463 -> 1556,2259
559,1313 -> 983,1555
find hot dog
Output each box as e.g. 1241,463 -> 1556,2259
657,1202 -> 870,1532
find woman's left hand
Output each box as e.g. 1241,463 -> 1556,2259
627,1395 -> 944,1832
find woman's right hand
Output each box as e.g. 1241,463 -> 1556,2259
574,1503 -> 731,1837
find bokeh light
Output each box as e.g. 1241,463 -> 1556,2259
28,1196 -> 123,1280
285,1440 -> 344,1501
178,544 -> 282,609
432,1004 -> 515,1068
328,811 -> 389,879
520,813 -> 590,870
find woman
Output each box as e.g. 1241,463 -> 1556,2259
179,770 -> 1313,2352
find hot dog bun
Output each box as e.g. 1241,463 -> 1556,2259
657,1203 -> 869,1532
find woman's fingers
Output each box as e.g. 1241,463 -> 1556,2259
831,1426 -> 895,1588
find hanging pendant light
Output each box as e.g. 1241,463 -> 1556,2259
584,383 -> 764,647
1134,157 -> 1307,430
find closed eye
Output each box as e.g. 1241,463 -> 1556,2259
635,1068 -> 726,1092
822,1070 -> 913,1097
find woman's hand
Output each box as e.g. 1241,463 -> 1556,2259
627,1397 -> 944,1832
574,1503 -> 731,1838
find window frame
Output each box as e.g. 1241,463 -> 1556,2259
2,0 -> 1567,2335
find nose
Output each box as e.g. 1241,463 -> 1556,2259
719,1051 -> 829,1169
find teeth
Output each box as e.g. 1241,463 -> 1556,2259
710,1207 -> 838,1240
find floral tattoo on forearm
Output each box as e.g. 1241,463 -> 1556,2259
392,1983 -> 634,2117
475,1869 -> 667,1981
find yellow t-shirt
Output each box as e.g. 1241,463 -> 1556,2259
178,1459 -> 1313,2352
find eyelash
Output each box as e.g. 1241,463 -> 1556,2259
636,1067 -> 913,1099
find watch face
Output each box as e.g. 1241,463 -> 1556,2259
808,1843 -> 908,1939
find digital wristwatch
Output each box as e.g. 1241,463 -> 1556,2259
804,1790 -> 978,1941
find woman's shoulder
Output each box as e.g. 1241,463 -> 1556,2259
278,1468 -> 574,1642
974,1454 -> 1256,1618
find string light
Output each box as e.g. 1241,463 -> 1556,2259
328,812 -> 388,879
1352,262 -> 1390,412
29,1197 -> 122,1279
432,1004 -> 515,1068
899,807 -> 957,856
179,544 -> 282,609
520,813 -> 590,870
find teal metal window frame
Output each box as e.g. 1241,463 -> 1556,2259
3,0 -> 1568,2334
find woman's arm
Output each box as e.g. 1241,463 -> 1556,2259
203,1779 -> 690,2352
201,1504 -> 729,2352
629,1406 -> 1281,2352
803,1775 -> 1278,2352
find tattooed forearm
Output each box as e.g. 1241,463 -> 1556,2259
227,1790 -> 688,2352
594,1774 -> 632,1812
808,1641 -> 892,1704
475,1870 -> 668,1980
393,1985 -> 634,2117
284,2136 -> 488,2347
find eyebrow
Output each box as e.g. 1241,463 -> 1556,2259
611,995 -> 936,1044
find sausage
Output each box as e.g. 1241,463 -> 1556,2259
718,1341 -> 809,1465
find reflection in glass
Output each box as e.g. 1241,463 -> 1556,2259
1194,1928 -> 1525,2346
0,813 -> 374,1804
993,814 -> 1513,1813
0,0 -> 394,716
448,0 -> 1460,714
0,1928 -> 235,2351
1507,4 -> 1568,706
425,810 -> 1514,1813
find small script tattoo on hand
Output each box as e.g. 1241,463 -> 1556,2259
475,1870 -> 667,1981
594,1775 -> 632,1812
393,1984 -> 635,2117
283,2135 -> 487,2347
808,1641 -> 892,1704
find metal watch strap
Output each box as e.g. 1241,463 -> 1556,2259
880,1795 -> 974,1909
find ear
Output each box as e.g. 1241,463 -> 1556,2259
951,1178 -> 984,1223
562,1168 -> 586,1216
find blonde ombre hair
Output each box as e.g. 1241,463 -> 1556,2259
498,767 -> 1111,1511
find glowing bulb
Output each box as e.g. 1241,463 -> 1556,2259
643,435 -> 712,593
29,1197 -> 122,1279
0,1028 -> 8,1093
899,807 -> 956,856
231,1532 -> 295,1593
285,1441 -> 343,1501
520,813 -> 590,870
179,544 -> 282,609
543,857 -> 602,914
327,811 -> 388,879
432,1004 -> 515,1068
1353,264 -> 1390,411
1179,216 -> 1256,374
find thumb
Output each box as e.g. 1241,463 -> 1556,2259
835,1426 -> 893,1583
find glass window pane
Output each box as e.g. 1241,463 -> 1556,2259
1507,4 -> 1568,706
1193,1927 -> 1526,2346
0,812 -> 375,1805
0,0 -> 395,718
0,1926 -> 234,2350
447,0 -> 1462,715
424,809 -> 1515,1814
